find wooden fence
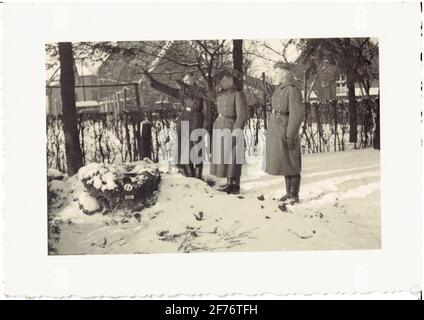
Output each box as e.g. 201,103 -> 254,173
46,99 -> 379,172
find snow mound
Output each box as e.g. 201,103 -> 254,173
55,201 -> 110,225
78,192 -> 102,215
48,178 -> 71,209
49,179 -> 70,194
47,168 -> 67,181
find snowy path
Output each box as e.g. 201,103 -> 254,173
52,149 -> 380,255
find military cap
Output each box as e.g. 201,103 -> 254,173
273,61 -> 294,70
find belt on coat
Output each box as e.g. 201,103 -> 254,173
271,109 -> 289,116
218,114 -> 236,119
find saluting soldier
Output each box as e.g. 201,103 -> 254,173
144,71 -> 211,179
265,62 -> 305,204
210,70 -> 248,195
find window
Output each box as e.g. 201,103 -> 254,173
336,74 -> 347,96
320,80 -> 327,88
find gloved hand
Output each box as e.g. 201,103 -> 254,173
175,79 -> 185,88
286,136 -> 296,150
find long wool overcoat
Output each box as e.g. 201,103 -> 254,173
265,80 -> 305,176
210,88 -> 248,178
175,91 -> 210,165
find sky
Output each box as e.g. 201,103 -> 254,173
245,39 -> 300,81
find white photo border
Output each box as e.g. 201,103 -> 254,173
3,2 -> 422,297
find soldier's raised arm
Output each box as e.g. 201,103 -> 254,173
222,67 -> 275,98
175,80 -> 215,104
143,70 -> 181,99
286,85 -> 305,139
233,91 -> 249,130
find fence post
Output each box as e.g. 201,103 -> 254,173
47,87 -> 53,115
333,101 -> 338,152
134,83 -> 141,109
115,92 -> 119,115
134,82 -> 153,161
123,87 -> 127,111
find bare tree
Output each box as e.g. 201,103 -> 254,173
296,38 -> 378,144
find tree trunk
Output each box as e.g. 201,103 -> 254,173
373,95 -> 380,150
58,42 -> 83,176
342,38 -> 358,145
232,39 -> 244,91
346,71 -> 358,144
261,72 -> 267,131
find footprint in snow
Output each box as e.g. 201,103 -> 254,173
278,203 -> 288,212
288,229 -> 314,240
194,211 -> 204,221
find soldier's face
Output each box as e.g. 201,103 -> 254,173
183,74 -> 195,86
275,68 -> 290,83
220,76 -> 233,89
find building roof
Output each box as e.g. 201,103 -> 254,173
76,100 -> 100,108
75,61 -> 99,77
355,87 -> 379,96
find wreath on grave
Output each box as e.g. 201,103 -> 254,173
78,161 -> 161,212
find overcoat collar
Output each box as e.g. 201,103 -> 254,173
277,79 -> 297,90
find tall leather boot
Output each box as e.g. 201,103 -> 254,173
228,177 -> 240,195
177,164 -> 187,176
185,164 -> 194,177
219,178 -> 233,193
287,175 -> 300,205
194,164 -> 203,180
279,176 -> 292,202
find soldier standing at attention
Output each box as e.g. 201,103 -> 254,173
143,71 -> 211,179
210,70 -> 248,195
265,62 -> 305,204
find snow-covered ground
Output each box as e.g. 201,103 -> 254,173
49,149 -> 380,255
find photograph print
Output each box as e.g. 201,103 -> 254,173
46,38 -> 380,255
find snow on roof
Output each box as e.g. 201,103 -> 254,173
76,100 -> 100,108
46,61 -> 100,83
75,61 -> 99,77
355,87 -> 379,96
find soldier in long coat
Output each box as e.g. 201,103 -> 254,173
144,71 -> 211,179
227,63 -> 305,203
265,62 -> 305,204
210,70 -> 248,195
